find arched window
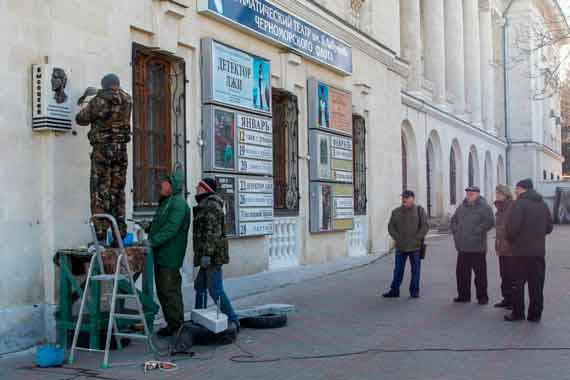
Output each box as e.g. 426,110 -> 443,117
543,170 -> 547,180
450,148 -> 457,205
402,135 -> 408,192
551,173 -> 555,180
468,153 -> 475,187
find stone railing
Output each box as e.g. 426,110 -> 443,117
268,217 -> 300,270
347,216 -> 368,257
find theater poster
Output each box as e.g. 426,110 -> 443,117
201,38 -> 271,115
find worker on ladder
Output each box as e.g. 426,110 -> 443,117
147,170 -> 191,337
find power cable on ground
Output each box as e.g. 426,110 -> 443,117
230,344 -> 570,364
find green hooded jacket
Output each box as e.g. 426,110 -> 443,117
148,171 -> 191,269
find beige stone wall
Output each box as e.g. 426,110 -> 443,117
0,0 -> 404,312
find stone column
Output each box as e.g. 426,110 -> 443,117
400,0 -> 422,93
463,0 -> 482,125
445,0 -> 466,114
479,6 -> 497,134
423,0 -> 446,105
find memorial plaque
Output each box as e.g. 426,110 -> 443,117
308,79 -> 352,136
32,64 -> 73,131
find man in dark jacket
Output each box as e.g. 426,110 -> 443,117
383,190 -> 429,298
504,179 -> 553,322
76,74 -> 132,242
450,186 -> 495,305
193,178 -> 239,330
148,170 -> 191,337
494,185 -> 515,309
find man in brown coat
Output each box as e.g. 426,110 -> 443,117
493,185 -> 514,309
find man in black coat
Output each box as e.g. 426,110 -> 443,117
505,179 -> 553,322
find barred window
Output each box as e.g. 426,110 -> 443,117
468,153 -> 475,187
132,44 -> 187,214
450,148 -> 457,205
353,115 -> 367,215
272,89 -> 299,215
402,134 -> 408,192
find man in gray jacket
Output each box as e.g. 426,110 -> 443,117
450,186 -> 495,305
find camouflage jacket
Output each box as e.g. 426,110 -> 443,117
192,194 -> 229,267
76,88 -> 132,145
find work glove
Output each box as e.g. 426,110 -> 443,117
200,256 -> 211,269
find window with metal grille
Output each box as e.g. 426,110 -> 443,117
132,45 -> 187,214
450,148 -> 457,205
353,115 -> 367,215
272,89 -> 299,215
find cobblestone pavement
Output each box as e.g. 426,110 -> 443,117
2,227 -> 570,380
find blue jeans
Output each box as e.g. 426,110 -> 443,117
390,251 -> 421,296
194,265 -> 238,322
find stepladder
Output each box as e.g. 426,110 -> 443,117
68,214 -> 155,368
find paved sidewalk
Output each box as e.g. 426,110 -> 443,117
2,227 -> 570,380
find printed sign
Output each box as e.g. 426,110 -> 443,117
203,105 -> 273,176
239,221 -> 274,237
310,182 -> 354,233
202,39 -> 271,114
32,64 -> 73,131
239,193 -> 273,207
308,79 -> 353,136
238,158 -> 273,175
239,207 -> 274,222
197,0 -> 353,75
216,176 -> 238,236
239,129 -> 272,147
238,178 -> 273,193
238,143 -> 273,161
216,175 -> 274,237
310,130 -> 353,183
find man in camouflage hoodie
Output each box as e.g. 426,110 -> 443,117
193,178 -> 239,330
76,74 -> 132,242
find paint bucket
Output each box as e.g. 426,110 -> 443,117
36,345 -> 64,368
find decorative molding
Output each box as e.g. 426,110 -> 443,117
402,91 -> 507,147
270,0 -> 406,77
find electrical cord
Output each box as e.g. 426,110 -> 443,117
230,344 -> 570,364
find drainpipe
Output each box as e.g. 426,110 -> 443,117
503,0 -> 516,185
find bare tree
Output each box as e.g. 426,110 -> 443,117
509,4 -> 570,100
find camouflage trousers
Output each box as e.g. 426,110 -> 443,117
90,144 -> 128,242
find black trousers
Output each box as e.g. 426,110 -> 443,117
511,257 -> 546,319
498,256 -> 515,304
456,252 -> 488,301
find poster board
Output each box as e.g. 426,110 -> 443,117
307,78 -> 352,136
215,174 -> 274,237
202,105 -> 273,176
309,130 -> 354,183
309,182 -> 354,233
201,38 -> 272,115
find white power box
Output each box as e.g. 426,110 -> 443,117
191,308 -> 228,333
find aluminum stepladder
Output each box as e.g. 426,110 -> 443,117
68,214 -> 154,368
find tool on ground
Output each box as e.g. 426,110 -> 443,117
68,214 -> 155,368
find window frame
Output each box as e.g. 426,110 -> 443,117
353,114 -> 367,216
131,44 -> 187,216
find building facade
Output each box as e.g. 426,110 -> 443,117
0,0 -> 405,353
399,0 -> 566,221
0,0 -> 566,353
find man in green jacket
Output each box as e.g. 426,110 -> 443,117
148,170 -> 191,337
383,190 -> 429,298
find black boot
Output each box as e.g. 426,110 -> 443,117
382,290 -> 400,298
